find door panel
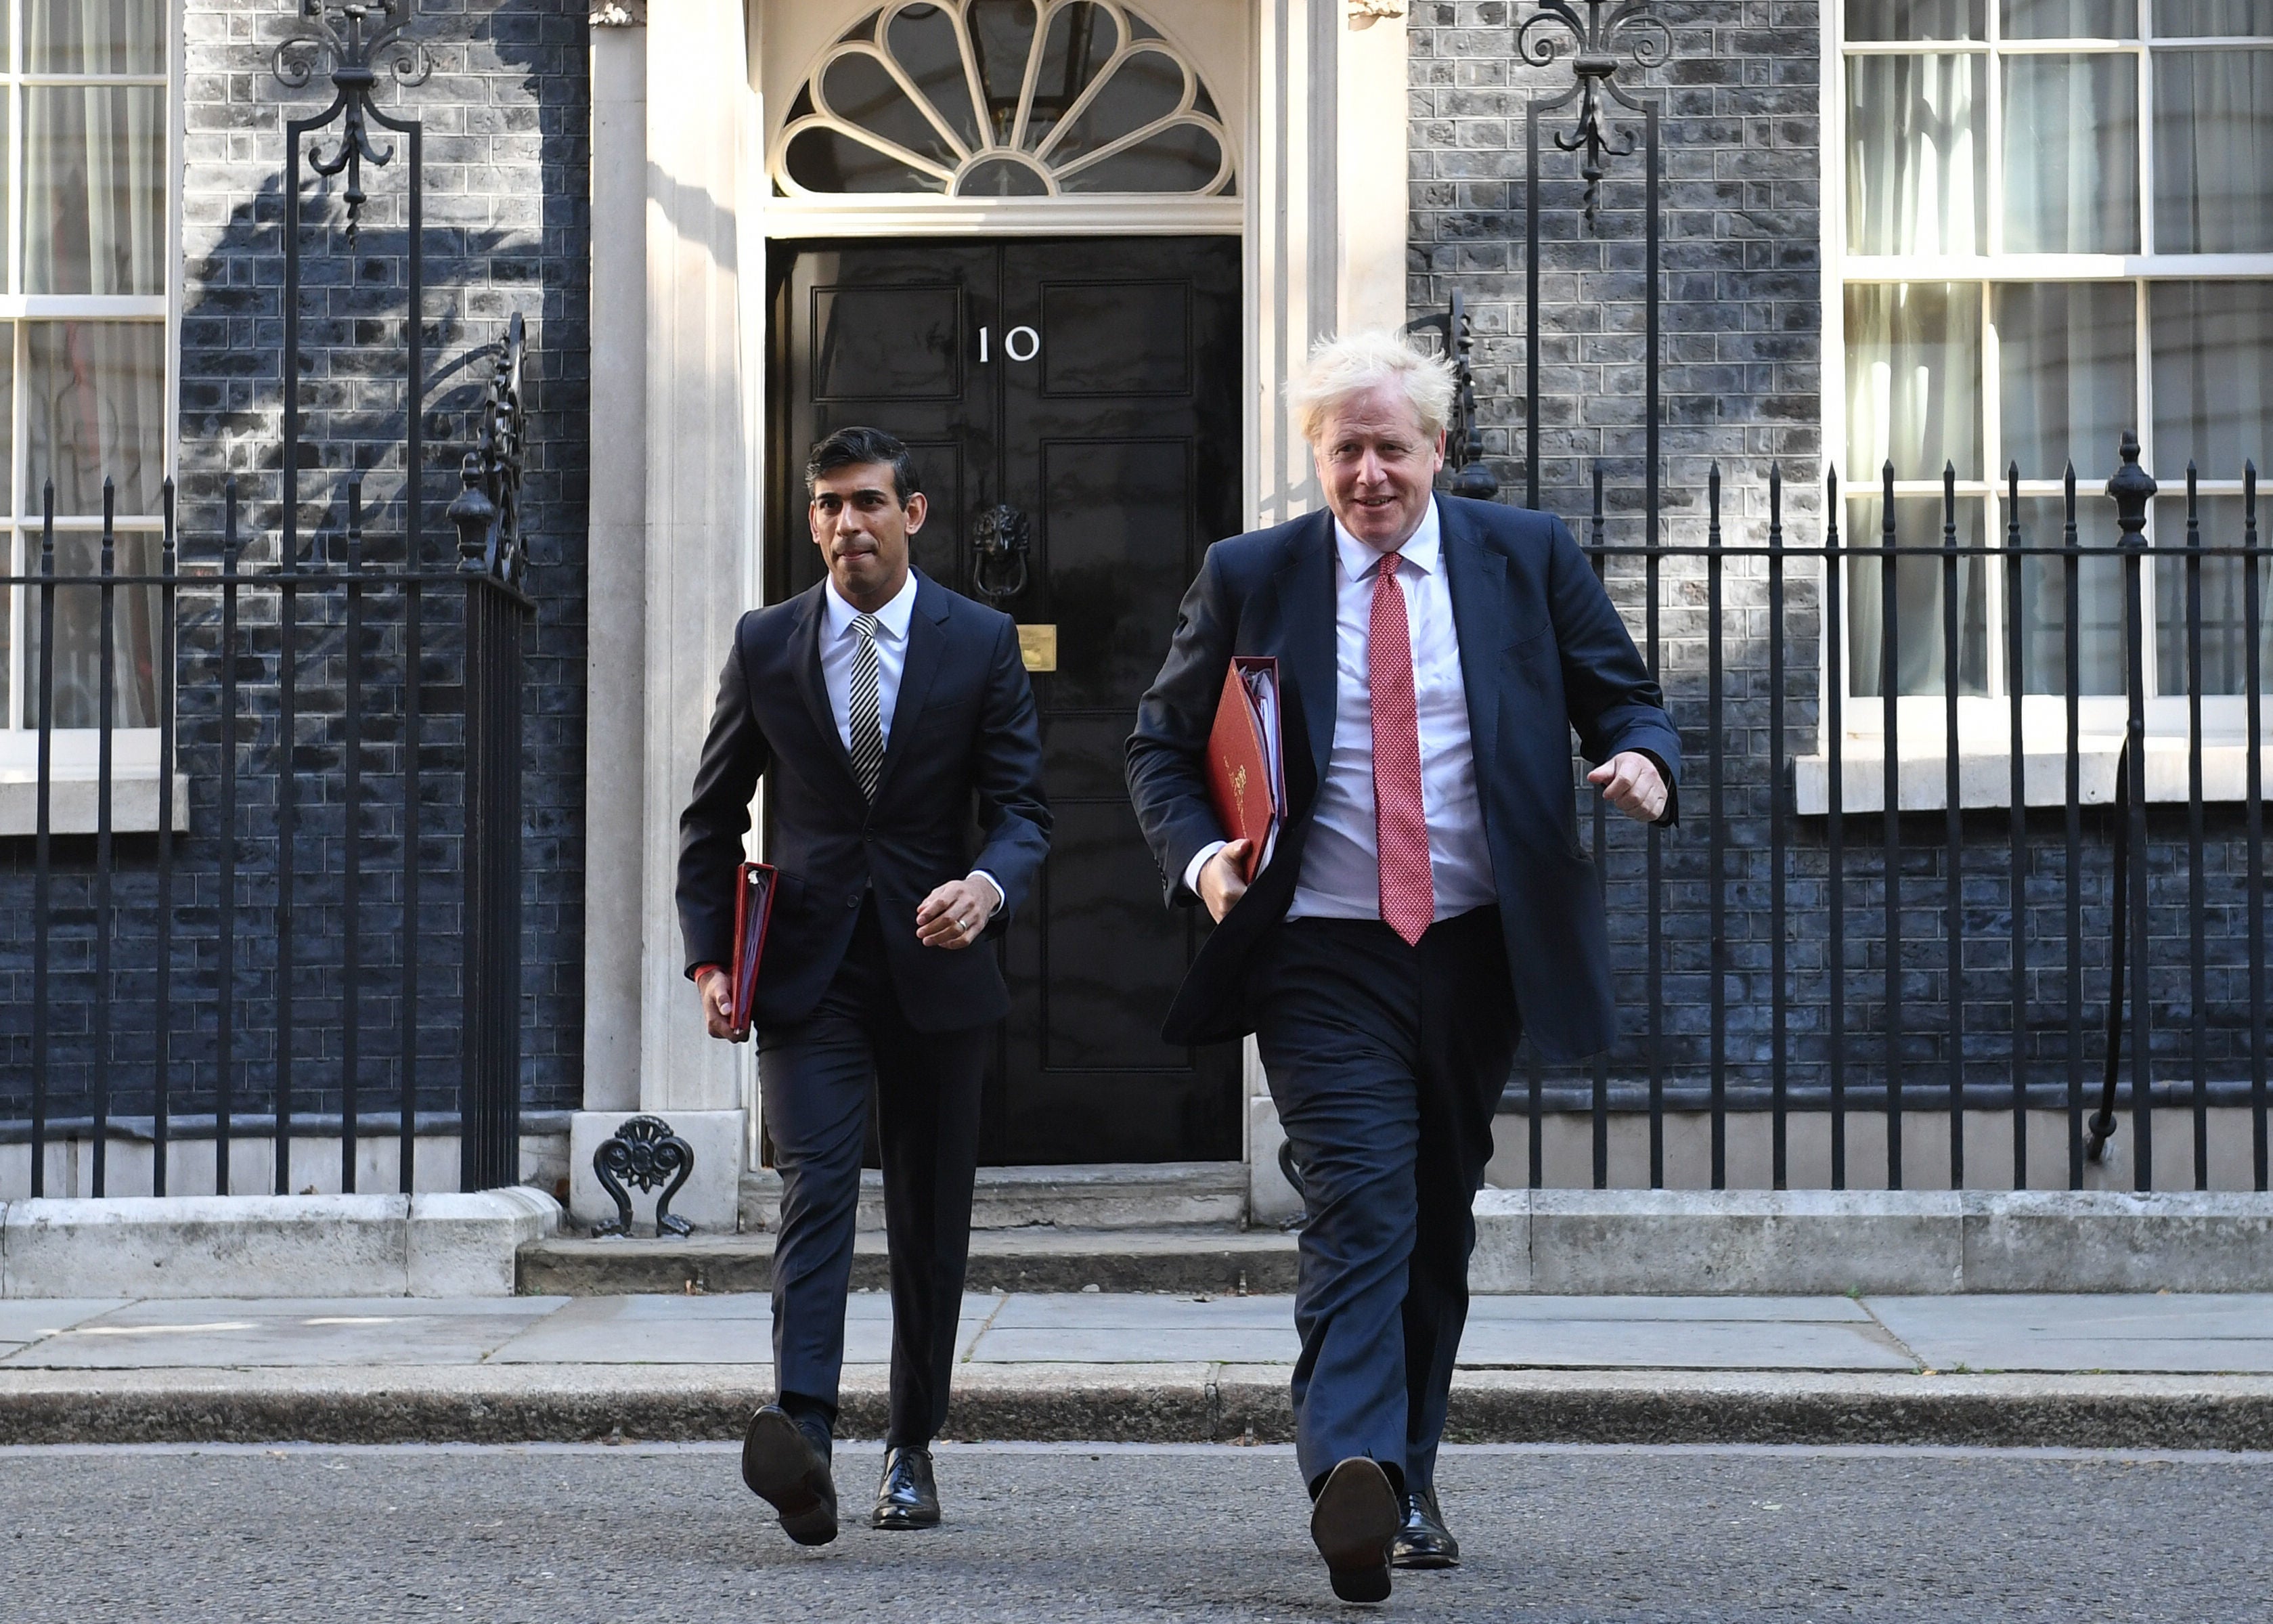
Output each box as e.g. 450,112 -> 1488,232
772,236 -> 1243,1164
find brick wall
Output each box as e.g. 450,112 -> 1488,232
1409,1 -> 2268,1128
0,0 -> 591,1142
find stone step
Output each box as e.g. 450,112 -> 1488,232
738,1160 -> 1249,1233
517,1225 -> 1298,1298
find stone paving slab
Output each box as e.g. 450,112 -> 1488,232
0,1300 -> 130,1357
1451,1317 -> 1914,1371
1465,1295 -> 1874,1323
0,1296 -> 566,1371
1868,1293 -> 2273,1374
485,1293 -> 996,1366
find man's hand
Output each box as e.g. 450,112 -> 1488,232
697,966 -> 742,1042
917,877 -> 997,949
1587,751 -> 1668,823
1196,838 -> 1252,923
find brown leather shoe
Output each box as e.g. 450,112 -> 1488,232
1308,1457 -> 1400,1604
1390,1487 -> 1461,1569
741,1405 -> 838,1546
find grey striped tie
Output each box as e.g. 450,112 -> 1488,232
847,612 -> 885,799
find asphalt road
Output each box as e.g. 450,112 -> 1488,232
6,1442 -> 2267,1623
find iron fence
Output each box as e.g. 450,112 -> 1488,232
1516,440 -> 2267,1195
3,431 -> 529,1199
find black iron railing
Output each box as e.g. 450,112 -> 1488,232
1507,443 -> 2268,1195
2,458 -> 529,1198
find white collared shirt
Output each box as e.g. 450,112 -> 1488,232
1182,497 -> 1498,923
817,569 -> 1002,913
818,569 -> 920,755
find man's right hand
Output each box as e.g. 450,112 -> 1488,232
1197,839 -> 1252,923
697,967 -> 743,1042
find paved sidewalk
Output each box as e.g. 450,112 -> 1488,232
5,1291 -> 2273,1447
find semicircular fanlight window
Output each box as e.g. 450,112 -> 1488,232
776,1 -> 1236,198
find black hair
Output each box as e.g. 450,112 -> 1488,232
804,426 -> 921,506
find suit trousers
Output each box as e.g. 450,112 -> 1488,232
757,896 -> 987,1448
1250,905 -> 1520,1496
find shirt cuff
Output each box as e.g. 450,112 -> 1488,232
1180,840 -> 1229,897
968,871 -> 1007,915
690,963 -> 722,984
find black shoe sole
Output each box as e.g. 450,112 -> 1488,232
870,1506 -> 942,1531
1390,1545 -> 1461,1571
742,1409 -> 838,1546
1310,1459 -> 1399,1604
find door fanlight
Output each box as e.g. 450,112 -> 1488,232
774,1 -> 1236,199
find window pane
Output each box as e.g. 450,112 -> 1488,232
22,530 -> 162,728
1847,283 -> 1984,480
2155,496 -> 2270,693
2154,0 -> 2273,35
26,85 -> 167,295
1995,283 -> 2136,478
2150,281 -> 2272,474
2002,55 -> 2138,250
1847,497 -> 1991,696
1846,54 -> 1986,254
1847,0 -> 1984,39
2153,49 -> 2273,251
24,322 -> 166,518
2012,495 -> 2127,693
2004,0 -> 2134,35
0,322 -> 13,516
23,0 -> 165,74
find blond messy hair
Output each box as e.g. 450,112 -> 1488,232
1289,330 -> 1456,446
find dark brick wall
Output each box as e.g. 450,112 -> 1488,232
0,1 -> 590,1138
1409,0 -> 2267,1118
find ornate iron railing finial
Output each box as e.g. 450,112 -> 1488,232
449,311 -> 529,589
1517,1 -> 1670,226
274,1 -> 434,240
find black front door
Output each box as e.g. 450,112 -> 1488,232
769,236 -> 1244,1164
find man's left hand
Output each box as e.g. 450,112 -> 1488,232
917,877 -> 997,950
1587,751 -> 1668,824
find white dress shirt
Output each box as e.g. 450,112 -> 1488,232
1182,498 -> 1498,922
818,570 -> 1002,913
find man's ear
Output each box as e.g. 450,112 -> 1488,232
902,491 -> 929,534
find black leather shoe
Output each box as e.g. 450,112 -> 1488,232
741,1405 -> 838,1546
1389,1487 -> 1460,1569
1309,1457 -> 1400,1604
871,1445 -> 941,1530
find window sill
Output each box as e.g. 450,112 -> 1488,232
0,769 -> 190,836
1794,738 -> 2270,815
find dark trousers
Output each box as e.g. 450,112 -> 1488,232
1251,906 -> 1520,1496
757,898 -> 988,1449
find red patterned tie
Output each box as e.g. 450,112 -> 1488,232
1370,552 -> 1434,945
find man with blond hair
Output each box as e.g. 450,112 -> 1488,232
1127,331 -> 1678,1603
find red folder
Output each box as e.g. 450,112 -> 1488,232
726,860 -> 778,1041
1205,656 -> 1284,884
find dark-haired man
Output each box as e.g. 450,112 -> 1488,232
678,426 -> 1050,1545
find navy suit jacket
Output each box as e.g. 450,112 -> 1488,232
677,571 -> 1051,1034
1125,497 -> 1680,1061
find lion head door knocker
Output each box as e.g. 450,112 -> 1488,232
971,503 -> 1031,605
591,1115 -> 695,1238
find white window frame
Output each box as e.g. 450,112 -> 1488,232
1814,0 -> 2273,810
0,0 -> 181,827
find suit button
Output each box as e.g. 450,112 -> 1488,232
847,896 -> 860,908
862,831 -> 875,843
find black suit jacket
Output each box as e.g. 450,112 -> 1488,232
1125,497 -> 1680,1061
677,571 -> 1051,1034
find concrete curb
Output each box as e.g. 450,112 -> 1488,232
0,1191 -> 561,1298
4,1365 -> 2270,1450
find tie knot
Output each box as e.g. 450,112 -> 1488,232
1375,552 -> 1403,584
854,612 -> 881,642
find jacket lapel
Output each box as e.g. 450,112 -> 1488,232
791,583 -> 863,793
1274,510 -> 1338,806
1440,498 -> 1507,772
870,570 -> 950,803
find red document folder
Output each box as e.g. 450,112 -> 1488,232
1205,656 -> 1285,884
727,861 -> 778,1041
